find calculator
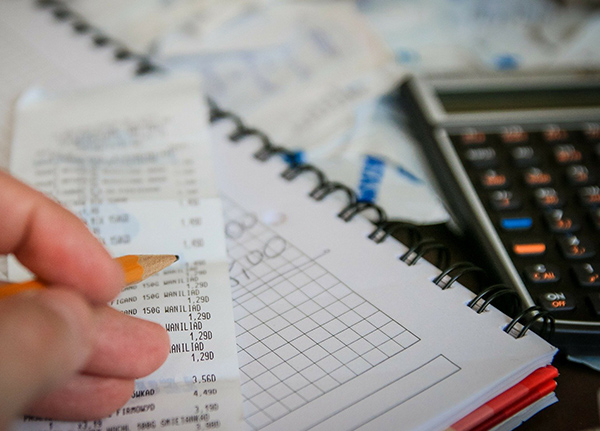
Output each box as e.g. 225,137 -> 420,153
398,73 -> 600,355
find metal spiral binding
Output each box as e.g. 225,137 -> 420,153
338,201 -> 387,223
433,261 -> 486,290
503,306 -> 555,339
467,284 -> 521,314
36,0 -> 159,76
208,101 -> 299,163
400,238 -> 450,267
43,0 -> 549,340
400,238 -> 450,268
368,222 -> 422,246
281,164 -> 328,188
309,181 -> 357,205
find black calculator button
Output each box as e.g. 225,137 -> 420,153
464,147 -> 497,168
578,186 -> 600,207
553,144 -> 583,165
533,187 -> 564,209
459,128 -> 487,146
544,209 -> 580,233
543,125 -> 569,143
583,123 -> 600,142
490,190 -> 521,211
557,235 -> 596,259
500,126 -> 528,144
523,167 -> 552,187
566,165 -> 593,186
513,241 -> 547,257
538,291 -> 576,312
524,263 -> 560,283
511,146 -> 539,167
573,263 -> 600,287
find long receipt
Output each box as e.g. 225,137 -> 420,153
9,76 -> 243,431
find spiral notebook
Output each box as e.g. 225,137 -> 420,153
210,116 -> 557,431
2,1 -> 559,431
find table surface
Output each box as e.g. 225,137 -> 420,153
520,353 -> 600,431
410,223 -> 600,431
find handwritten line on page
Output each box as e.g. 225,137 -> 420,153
9,75 -> 243,431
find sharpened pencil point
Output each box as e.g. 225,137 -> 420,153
119,254 -> 180,284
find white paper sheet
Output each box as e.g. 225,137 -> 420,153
158,3 -> 398,121
0,0 -> 142,279
66,0 -> 257,54
359,0 -> 600,72
0,0 -> 136,172
9,76 -> 243,431
210,119 -> 557,431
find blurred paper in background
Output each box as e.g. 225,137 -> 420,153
56,0 -> 600,223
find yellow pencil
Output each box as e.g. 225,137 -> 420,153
0,254 -> 179,299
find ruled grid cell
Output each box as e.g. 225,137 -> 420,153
223,198 -> 420,430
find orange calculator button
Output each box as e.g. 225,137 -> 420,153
513,242 -> 546,256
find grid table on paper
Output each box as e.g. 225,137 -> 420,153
222,198 -> 420,430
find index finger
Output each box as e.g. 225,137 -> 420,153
0,170 -> 124,303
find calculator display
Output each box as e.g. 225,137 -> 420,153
437,86 -> 600,114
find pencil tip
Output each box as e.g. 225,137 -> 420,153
134,255 -> 180,281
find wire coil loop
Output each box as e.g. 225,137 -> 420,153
503,306 -> 555,339
400,238 -> 450,268
467,284 -> 521,314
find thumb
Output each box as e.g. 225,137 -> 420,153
0,288 -> 95,429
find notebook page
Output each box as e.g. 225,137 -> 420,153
211,120 -> 557,431
9,76 -> 243,431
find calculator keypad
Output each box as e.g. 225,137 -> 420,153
451,124 -> 600,319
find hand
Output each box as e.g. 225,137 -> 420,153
0,170 -> 170,428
